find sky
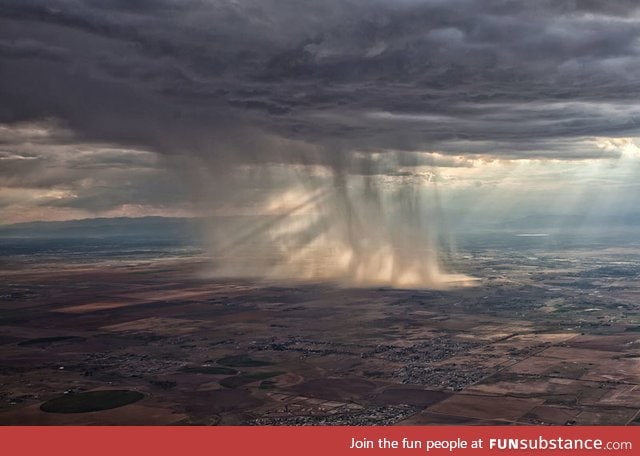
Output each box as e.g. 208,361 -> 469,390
2,0 -> 640,225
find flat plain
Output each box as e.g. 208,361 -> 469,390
1,234 -> 640,425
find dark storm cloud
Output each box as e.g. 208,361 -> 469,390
0,38 -> 68,62
2,0 -> 640,165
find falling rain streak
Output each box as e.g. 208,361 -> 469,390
201,159 -> 474,288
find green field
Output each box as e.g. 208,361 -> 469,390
219,372 -> 284,389
217,355 -> 273,367
40,390 -> 144,413
182,366 -> 238,375
18,336 -> 85,347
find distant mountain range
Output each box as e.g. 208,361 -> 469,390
1,212 -> 639,240
497,213 -> 640,230
0,216 -> 198,239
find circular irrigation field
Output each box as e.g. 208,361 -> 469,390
40,390 -> 144,413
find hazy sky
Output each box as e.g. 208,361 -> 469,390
2,0 -> 640,224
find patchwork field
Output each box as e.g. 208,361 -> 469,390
1,244 -> 640,425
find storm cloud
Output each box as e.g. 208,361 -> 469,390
2,1 -> 640,285
1,0 -> 640,163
